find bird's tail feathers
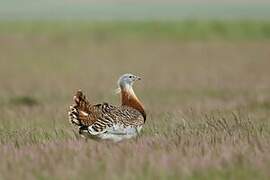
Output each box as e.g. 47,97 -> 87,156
69,90 -> 92,126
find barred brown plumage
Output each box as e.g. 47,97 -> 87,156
68,73 -> 146,142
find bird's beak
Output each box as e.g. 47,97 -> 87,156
136,76 -> 142,81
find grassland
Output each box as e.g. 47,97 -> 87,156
0,21 -> 270,180
1,21 -> 270,40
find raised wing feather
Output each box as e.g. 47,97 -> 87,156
69,90 -> 100,126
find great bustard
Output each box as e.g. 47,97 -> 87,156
68,73 -> 146,142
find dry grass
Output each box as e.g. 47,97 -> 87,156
0,22 -> 270,180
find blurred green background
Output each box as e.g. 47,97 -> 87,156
1,0 -> 270,20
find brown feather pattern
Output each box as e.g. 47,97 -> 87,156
69,90 -> 145,135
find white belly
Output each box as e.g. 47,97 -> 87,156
79,123 -> 143,142
98,125 -> 142,142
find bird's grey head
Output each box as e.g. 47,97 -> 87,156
118,73 -> 141,89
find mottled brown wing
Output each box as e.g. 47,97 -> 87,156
113,106 -> 144,126
89,105 -> 144,134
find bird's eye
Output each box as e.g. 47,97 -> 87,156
129,76 -> 132,78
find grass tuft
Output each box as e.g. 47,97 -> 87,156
8,96 -> 40,107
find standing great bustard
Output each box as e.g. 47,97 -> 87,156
68,73 -> 146,142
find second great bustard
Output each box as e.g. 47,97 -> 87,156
68,73 -> 146,142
